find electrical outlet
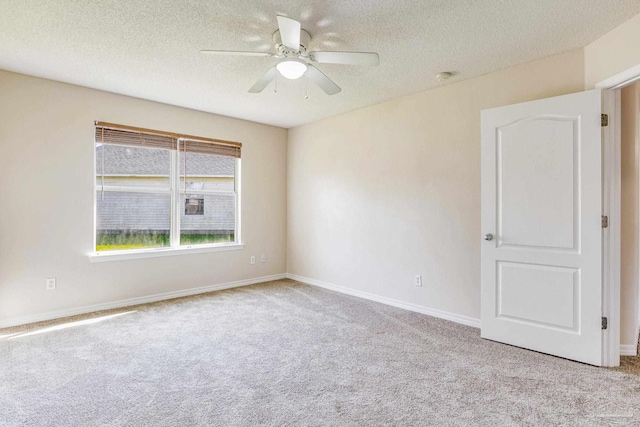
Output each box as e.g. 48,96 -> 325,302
260,255 -> 266,263
415,275 -> 422,287
46,277 -> 56,290
250,256 -> 256,265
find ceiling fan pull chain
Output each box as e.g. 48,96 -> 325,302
274,72 -> 278,93
305,75 -> 309,100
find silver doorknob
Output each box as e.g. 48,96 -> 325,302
483,233 -> 494,241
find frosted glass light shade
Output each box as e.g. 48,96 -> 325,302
276,59 -> 307,79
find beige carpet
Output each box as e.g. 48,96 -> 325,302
1,279 -> 640,426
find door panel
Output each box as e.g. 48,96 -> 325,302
481,89 -> 602,366
497,262 -> 578,330
498,117 -> 577,250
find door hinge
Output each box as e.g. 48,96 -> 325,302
602,215 -> 609,228
601,114 -> 609,127
602,317 -> 608,330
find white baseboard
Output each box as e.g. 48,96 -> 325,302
620,344 -> 638,356
621,324 -> 640,356
0,273 -> 287,329
286,273 -> 481,329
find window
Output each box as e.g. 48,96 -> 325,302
95,123 -> 241,253
185,198 -> 204,215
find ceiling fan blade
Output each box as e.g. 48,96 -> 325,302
248,67 -> 277,93
277,16 -> 301,50
310,51 -> 379,66
200,50 -> 273,57
305,65 -> 341,95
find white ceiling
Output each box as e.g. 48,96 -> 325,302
1,1 -> 639,128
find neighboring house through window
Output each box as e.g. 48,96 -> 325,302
94,123 -> 241,252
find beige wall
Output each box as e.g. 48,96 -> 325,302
585,13 -> 640,88
621,83 -> 640,347
287,50 -> 585,320
0,70 -> 287,325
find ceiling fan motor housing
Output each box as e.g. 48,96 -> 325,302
204,15 -> 375,96
273,29 -> 311,56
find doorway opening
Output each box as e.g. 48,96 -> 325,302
598,64 -> 640,366
620,82 -> 640,358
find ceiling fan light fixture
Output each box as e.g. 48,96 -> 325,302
276,58 -> 307,79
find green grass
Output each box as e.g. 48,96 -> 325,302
96,233 -> 234,251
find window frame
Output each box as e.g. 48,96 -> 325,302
91,137 -> 242,261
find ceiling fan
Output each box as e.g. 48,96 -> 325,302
200,15 -> 379,95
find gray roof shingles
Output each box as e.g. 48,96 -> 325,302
96,145 -> 234,176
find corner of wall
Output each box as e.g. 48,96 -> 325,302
584,13 -> 640,88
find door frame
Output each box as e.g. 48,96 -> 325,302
597,64 -> 640,367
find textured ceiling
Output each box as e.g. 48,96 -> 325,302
1,1 -> 639,128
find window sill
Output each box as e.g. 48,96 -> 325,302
88,243 -> 244,263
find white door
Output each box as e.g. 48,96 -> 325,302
481,89 -> 603,366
